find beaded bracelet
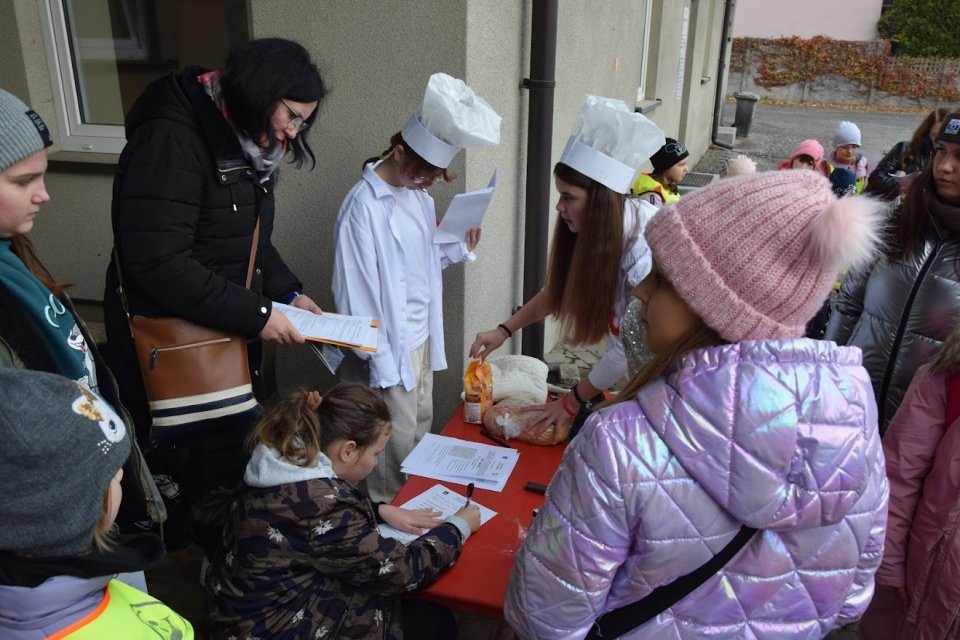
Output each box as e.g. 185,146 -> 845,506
497,323 -> 514,338
560,393 -> 577,417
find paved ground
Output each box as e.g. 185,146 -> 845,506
697,101 -> 930,175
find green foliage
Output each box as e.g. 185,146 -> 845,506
877,0 -> 960,58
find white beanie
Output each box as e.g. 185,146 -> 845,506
832,121 -> 862,149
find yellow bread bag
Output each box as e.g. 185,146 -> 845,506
463,359 -> 493,423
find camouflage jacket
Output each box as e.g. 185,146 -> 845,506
206,477 -> 464,639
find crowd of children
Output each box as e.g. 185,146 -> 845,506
5,31 -> 960,640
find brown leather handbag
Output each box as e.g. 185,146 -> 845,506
114,219 -> 261,442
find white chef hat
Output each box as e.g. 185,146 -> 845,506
401,73 -> 501,169
559,95 -> 666,193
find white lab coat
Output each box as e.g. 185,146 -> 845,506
331,162 -> 474,392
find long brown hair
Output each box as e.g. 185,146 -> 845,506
544,163 -> 635,345
7,235 -> 69,294
362,131 -> 454,183
609,322 -> 726,408
929,320 -> 960,375
889,161 -> 937,262
250,384 -> 390,467
902,108 -> 949,173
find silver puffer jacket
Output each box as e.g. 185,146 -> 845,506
824,198 -> 960,433
505,339 -> 888,639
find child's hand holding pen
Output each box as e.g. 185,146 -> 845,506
454,483 -> 481,532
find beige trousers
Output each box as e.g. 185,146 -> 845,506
364,340 -> 434,503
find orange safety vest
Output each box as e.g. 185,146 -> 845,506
48,579 -> 193,639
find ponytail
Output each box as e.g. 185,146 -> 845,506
251,384 -> 390,467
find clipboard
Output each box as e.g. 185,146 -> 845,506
273,303 -> 379,352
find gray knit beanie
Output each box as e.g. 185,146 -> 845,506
0,89 -> 54,172
0,369 -> 130,557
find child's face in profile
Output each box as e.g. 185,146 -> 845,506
664,158 -> 690,185
835,144 -> 859,165
791,155 -> 816,170
631,264 -> 700,354
333,424 -> 392,485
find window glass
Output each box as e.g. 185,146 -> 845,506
44,0 -> 249,153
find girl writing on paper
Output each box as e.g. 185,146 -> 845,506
331,73 -> 501,502
206,384 -> 479,640
505,170 -> 889,639
470,96 -> 665,442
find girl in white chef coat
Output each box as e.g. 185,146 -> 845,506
470,96 -> 665,443
331,73 -> 500,502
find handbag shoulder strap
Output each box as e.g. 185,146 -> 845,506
113,216 -> 262,315
586,524 -> 757,640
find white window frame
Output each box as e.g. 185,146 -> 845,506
637,0 -> 654,103
37,0 -> 129,155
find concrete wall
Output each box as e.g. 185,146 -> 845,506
732,0 -> 882,41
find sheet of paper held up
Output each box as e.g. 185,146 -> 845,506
400,433 -> 519,492
273,302 -> 378,352
379,483 -> 497,545
433,169 -> 498,244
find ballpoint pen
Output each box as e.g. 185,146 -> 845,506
464,482 -> 474,508
480,428 -> 512,448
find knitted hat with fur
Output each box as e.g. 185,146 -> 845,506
645,170 -> 884,342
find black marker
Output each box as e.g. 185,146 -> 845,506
464,482 -> 475,508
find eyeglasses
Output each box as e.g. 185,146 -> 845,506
281,99 -> 309,133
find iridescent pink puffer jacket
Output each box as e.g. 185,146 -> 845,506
505,339 -> 888,639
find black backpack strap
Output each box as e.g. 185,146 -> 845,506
586,525 -> 758,639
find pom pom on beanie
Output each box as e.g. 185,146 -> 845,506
725,155 -> 757,177
644,170 -> 884,342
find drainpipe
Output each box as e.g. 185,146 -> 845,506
519,0 -> 558,360
711,0 -> 736,150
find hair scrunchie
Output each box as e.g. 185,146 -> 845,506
306,390 -> 323,411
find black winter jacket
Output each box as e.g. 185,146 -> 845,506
824,197 -> 960,433
865,138 -> 934,201
103,66 -> 302,437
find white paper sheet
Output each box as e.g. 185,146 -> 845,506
273,303 -> 378,352
400,433 -> 519,492
378,483 -> 497,545
433,169 -> 498,244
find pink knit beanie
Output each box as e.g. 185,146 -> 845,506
644,170 -> 884,342
790,139 -> 824,165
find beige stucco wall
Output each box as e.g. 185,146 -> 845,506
732,0 -> 882,41
2,0 -> 728,429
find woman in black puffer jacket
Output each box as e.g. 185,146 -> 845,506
865,108 -> 948,201
825,112 -> 960,435
104,38 -> 327,513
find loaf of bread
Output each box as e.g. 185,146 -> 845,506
482,399 -> 555,446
